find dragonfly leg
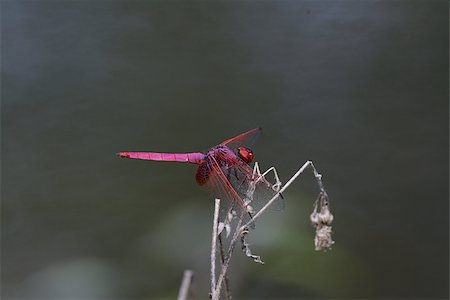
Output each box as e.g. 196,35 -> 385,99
234,169 -> 241,181
225,168 -> 232,182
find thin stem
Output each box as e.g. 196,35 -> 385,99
213,212 -> 244,300
213,161 -> 329,299
177,270 -> 193,300
210,199 -> 221,298
242,161 -> 325,230
218,233 -> 232,300
308,161 -> 327,193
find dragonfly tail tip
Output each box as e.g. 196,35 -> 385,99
117,152 -> 130,158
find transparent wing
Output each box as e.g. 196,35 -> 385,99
215,151 -> 285,213
220,127 -> 262,150
202,155 -> 254,225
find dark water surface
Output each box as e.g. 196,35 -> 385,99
2,0 -> 448,299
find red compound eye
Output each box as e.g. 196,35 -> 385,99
237,147 -> 254,164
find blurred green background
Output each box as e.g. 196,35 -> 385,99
2,0 -> 448,299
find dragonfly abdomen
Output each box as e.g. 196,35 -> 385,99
118,152 -> 205,164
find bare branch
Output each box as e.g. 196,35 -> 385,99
212,160 -> 333,298
210,199 -> 221,298
213,212 -> 244,300
177,270 -> 194,300
241,161 -> 326,230
218,233 -> 232,300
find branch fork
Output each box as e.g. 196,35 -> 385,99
209,160 -> 334,299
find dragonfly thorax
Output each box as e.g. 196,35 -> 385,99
196,146 -> 234,186
196,145 -> 253,186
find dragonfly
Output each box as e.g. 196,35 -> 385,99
117,127 -> 283,223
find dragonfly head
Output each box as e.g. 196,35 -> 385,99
237,147 -> 254,164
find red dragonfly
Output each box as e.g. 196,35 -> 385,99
118,127 -> 282,222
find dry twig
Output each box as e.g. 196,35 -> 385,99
210,199 -> 220,299
177,270 -> 193,300
210,160 -> 334,299
218,233 -> 232,300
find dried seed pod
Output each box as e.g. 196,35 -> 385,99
314,225 -> 335,251
310,211 -> 320,225
318,207 -> 334,225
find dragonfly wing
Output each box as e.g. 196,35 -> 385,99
215,150 -> 285,212
202,155 -> 254,225
204,155 -> 249,209
252,177 -> 285,211
220,127 -> 262,150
